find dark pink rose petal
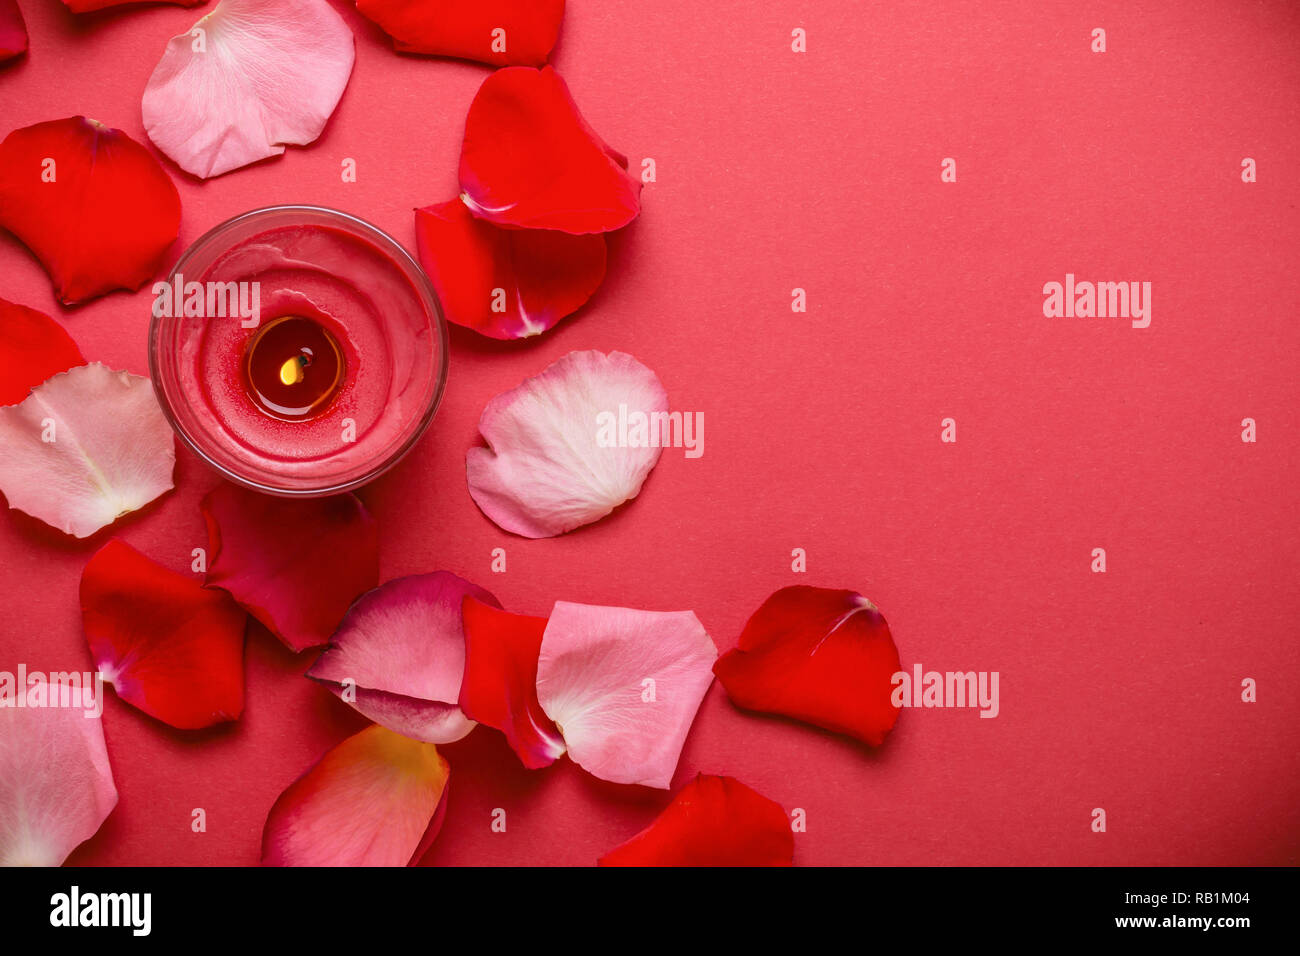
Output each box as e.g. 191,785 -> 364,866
0,0 -> 28,63
201,482 -> 379,653
61,0 -> 203,12
307,572 -> 499,743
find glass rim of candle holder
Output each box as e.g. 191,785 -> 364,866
149,204 -> 450,497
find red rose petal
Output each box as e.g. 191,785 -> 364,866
0,117 -> 180,305
357,0 -> 564,67
713,586 -> 902,746
261,724 -> 450,866
459,66 -> 641,234
81,539 -> 246,730
0,0 -> 28,63
599,774 -> 794,867
459,596 -> 565,769
415,199 -> 605,339
201,482 -> 379,653
0,298 -> 83,405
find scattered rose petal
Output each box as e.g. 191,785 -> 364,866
0,0 -> 28,63
0,363 -> 176,538
714,586 -> 902,746
81,539 -> 246,729
460,66 -> 641,234
60,0 -> 204,13
357,0 -> 563,67
0,298 -> 83,406
599,774 -> 794,867
536,601 -> 716,789
261,724 -> 450,866
460,597 -> 565,769
201,483 -> 378,653
415,199 -> 605,340
466,350 -> 667,538
142,0 -> 355,178
307,572 -> 498,743
0,118 -> 180,304
0,705 -> 117,867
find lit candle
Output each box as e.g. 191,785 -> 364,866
243,316 -> 345,421
151,206 -> 448,495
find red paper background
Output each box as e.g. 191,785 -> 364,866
1,0 -> 1298,866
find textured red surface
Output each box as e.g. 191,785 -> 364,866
0,0 -> 1297,865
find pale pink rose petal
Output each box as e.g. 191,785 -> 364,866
537,601 -> 717,789
466,350 -> 668,538
261,724 -> 450,867
0,363 -> 176,538
306,572 -> 499,744
142,0 -> 355,179
0,705 -> 117,867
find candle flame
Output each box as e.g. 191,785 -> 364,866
279,357 -> 304,386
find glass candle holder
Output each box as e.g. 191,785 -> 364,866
150,205 -> 448,496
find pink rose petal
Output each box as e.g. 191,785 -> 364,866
537,601 -> 717,789
142,0 -> 356,179
0,705 -> 117,867
0,363 -> 175,538
261,724 -> 450,866
466,350 -> 668,538
307,572 -> 499,743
